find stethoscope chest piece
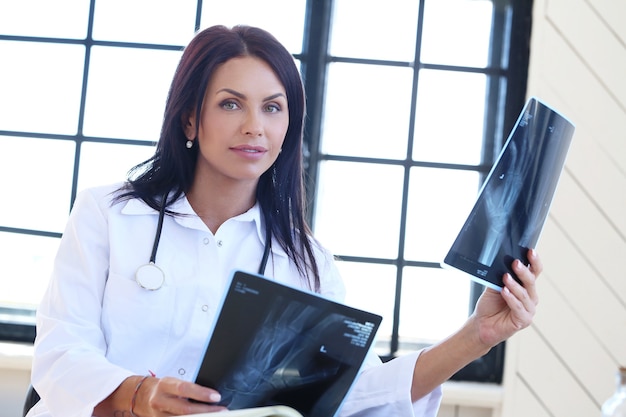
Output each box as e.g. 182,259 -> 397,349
135,262 -> 165,291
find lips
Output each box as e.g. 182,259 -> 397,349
230,145 -> 268,160
231,145 -> 267,153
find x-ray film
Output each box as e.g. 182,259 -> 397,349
442,97 -> 575,291
194,270 -> 382,417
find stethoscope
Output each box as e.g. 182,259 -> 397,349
135,195 -> 272,291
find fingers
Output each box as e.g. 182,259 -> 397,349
500,249 -> 541,329
163,377 -> 222,404
527,248 -> 543,277
514,249 -> 541,303
501,273 -> 535,325
137,376 -> 226,416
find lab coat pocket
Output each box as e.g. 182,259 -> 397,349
101,272 -> 176,369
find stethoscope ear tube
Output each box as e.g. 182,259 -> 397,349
135,194 -> 168,291
258,219 -> 272,275
149,194 -> 168,265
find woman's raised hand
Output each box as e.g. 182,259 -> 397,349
471,248 -> 542,349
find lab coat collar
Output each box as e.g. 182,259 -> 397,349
120,195 -> 287,258
233,202 -> 288,259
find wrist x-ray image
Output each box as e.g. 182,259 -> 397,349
194,271 -> 382,417
443,97 -> 575,291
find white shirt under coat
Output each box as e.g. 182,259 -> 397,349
27,183 -> 442,417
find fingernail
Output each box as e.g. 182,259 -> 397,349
210,392 -> 221,402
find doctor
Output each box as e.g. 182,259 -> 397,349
28,25 -> 541,417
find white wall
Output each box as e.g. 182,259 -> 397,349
440,0 -> 626,415
0,342 -> 33,417
0,369 -> 30,417
501,0 -> 626,416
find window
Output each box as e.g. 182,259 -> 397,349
0,0 -> 531,382
301,0 -> 532,382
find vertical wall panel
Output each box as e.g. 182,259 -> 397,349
501,0 -> 626,416
517,327 -> 598,416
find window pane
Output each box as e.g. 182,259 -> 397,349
0,233 -> 59,309
0,41 -> 85,135
420,0 -> 493,67
331,0 -> 419,61
77,142 -> 156,192
92,0 -> 198,45
404,167 -> 480,262
83,46 -> 182,141
399,266 -> 470,346
322,63 -> 413,159
412,69 -> 487,165
200,0 -> 306,54
0,136 -> 75,232
336,261 -> 397,353
314,161 -> 404,258
0,0 -> 90,39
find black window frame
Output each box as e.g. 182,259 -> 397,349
299,0 -> 533,383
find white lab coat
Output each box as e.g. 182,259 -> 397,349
27,183 -> 442,417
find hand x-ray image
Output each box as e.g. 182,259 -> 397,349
194,271 -> 381,417
443,97 -> 575,291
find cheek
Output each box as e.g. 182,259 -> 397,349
274,132 -> 288,155
271,118 -> 289,148
199,122 -> 229,148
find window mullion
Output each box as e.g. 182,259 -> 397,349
69,0 -> 97,210
388,0 -> 427,357
301,0 -> 333,227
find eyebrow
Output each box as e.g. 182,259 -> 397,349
217,88 -> 286,102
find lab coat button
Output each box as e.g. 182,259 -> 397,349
201,305 -> 209,312
217,240 -> 223,247
178,368 -> 186,375
203,237 -> 210,245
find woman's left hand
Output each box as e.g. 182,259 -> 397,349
472,248 -> 542,348
410,249 -> 542,401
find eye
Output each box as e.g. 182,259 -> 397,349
264,103 -> 281,113
220,100 -> 240,111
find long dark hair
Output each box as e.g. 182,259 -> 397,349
116,25 -> 320,291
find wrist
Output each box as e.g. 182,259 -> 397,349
93,375 -> 147,417
130,375 -> 151,417
464,314 -> 494,357
411,317 -> 492,401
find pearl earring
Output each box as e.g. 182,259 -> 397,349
186,140 -> 193,149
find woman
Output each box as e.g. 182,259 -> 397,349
27,25 -> 541,417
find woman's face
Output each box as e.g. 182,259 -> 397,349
186,56 -> 289,186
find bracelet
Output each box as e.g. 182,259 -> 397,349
130,375 -> 150,417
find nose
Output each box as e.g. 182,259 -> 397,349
242,111 -> 263,137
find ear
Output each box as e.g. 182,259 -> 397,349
182,111 -> 196,140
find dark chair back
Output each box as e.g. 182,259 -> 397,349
23,385 -> 40,417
